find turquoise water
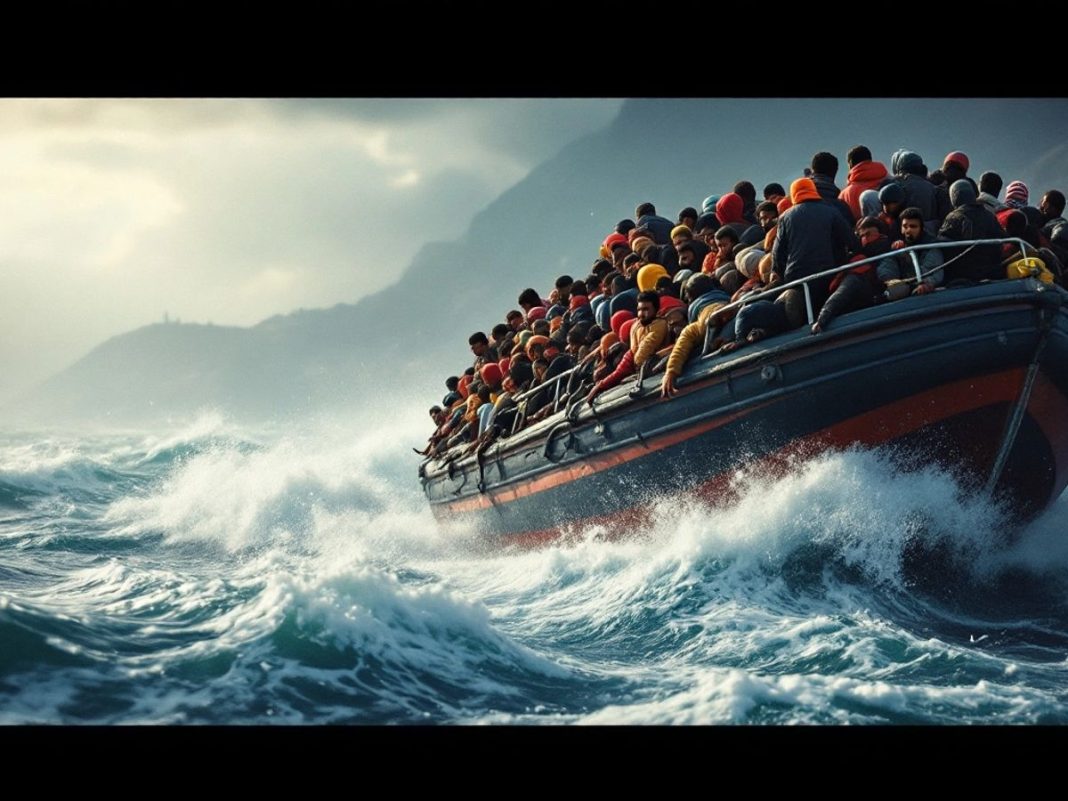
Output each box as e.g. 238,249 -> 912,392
2,409 -> 1067,724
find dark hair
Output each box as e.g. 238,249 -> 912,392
899,207 -> 924,224
531,358 -> 548,372
683,273 -> 717,303
623,253 -> 642,268
678,206 -> 698,222
615,219 -> 636,235
506,309 -> 523,321
468,331 -> 488,346
635,202 -> 656,217
570,279 -> 588,297
509,359 -> 533,387
517,288 -> 541,307
756,200 -> 778,216
477,385 -> 492,403
714,226 -> 740,244
1044,189 -> 1066,216
636,290 -> 660,309
846,145 -> 872,167
763,182 -> 786,199
445,375 -> 459,391
676,241 -> 697,256
928,169 -> 947,186
610,274 -> 629,294
979,171 -> 1003,196
430,405 -> 443,415
554,274 -> 573,289
498,340 -> 513,358
464,367 -> 475,377
586,325 -> 604,345
566,327 -> 586,346
811,151 -> 839,179
491,323 -> 509,340
484,345 -> 499,363
592,259 -> 614,276
732,181 -> 757,204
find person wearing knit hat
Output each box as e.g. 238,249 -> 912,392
1004,180 -> 1029,209
637,264 -> 669,293
878,182 -> 907,243
670,224 -> 693,245
892,149 -> 951,231
629,236 -> 653,260
938,180 -> 1005,282
701,195 -> 721,215
604,232 -> 629,252
943,151 -> 970,174
526,306 -> 547,323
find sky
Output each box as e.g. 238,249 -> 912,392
0,98 -> 623,402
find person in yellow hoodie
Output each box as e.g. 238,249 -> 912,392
660,274 -> 733,398
586,291 -> 669,404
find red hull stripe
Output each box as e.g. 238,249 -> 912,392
440,403 -> 771,513
494,367 -> 1058,547
436,367 -> 1029,517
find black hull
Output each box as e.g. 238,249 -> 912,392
422,280 -> 1068,545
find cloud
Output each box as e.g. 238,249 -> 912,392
0,98 -> 622,398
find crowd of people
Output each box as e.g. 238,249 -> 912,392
420,146 -> 1068,459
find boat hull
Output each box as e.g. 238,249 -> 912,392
422,280 -> 1068,545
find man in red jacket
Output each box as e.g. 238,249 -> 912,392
839,145 -> 889,222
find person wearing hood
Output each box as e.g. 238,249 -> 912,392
858,189 -> 882,220
942,152 -> 977,195
586,291 -> 669,404
809,151 -> 855,226
634,202 -> 675,245
660,274 -> 733,398
716,178 -> 855,352
938,179 -> 1005,282
977,172 -> 1006,215
714,193 -> 751,239
996,181 -> 1031,229
839,145 -> 890,221
892,149 -> 951,233
812,215 -> 896,333
733,181 -> 760,225
878,182 -> 907,245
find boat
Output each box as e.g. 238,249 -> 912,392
419,239 -> 1068,546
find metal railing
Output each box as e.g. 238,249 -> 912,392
428,236 -> 1037,463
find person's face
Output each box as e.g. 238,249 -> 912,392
672,233 -> 691,249
681,215 -> 696,230
857,226 -> 881,247
637,300 -> 656,325
612,245 -> 628,266
533,362 -> 547,381
758,209 -> 778,230
883,201 -> 902,217
716,237 -> 732,259
900,217 -> 922,244
1040,193 -> 1055,219
666,310 -> 687,338
507,314 -> 523,331
695,228 -> 715,246
431,410 -> 444,425
678,249 -> 695,269
470,340 -> 487,357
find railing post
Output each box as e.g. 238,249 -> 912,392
803,282 -> 814,326
909,250 -> 923,283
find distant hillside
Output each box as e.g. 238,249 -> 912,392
11,98 -> 1068,425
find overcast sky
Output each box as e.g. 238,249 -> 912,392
0,98 -> 623,401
